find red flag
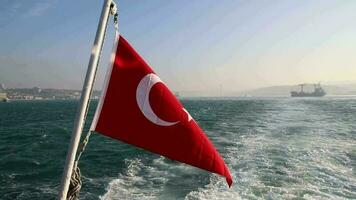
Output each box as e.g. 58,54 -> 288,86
91,35 -> 232,187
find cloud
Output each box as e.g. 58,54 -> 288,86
25,0 -> 57,17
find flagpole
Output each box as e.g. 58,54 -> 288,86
58,0 -> 117,199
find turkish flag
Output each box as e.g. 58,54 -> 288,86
91,35 -> 232,187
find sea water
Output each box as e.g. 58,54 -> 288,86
0,97 -> 355,199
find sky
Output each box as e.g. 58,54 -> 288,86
1,0 -> 356,95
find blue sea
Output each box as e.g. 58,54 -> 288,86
0,97 -> 355,199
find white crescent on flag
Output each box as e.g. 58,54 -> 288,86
136,73 -> 179,126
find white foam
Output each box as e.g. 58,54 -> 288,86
99,158 -> 165,200
99,99 -> 356,199
185,175 -> 242,200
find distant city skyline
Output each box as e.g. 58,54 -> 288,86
1,0 -> 356,96
2,80 -> 356,98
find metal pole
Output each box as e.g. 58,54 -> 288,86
58,0 -> 115,199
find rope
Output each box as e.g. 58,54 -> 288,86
67,162 -> 82,200
65,1 -> 118,199
66,131 -> 92,200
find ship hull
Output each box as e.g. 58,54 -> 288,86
290,92 -> 325,97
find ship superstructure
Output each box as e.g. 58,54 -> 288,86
291,83 -> 326,97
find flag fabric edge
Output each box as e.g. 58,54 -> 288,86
90,32 -> 120,131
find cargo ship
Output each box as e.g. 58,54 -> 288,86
291,83 -> 326,97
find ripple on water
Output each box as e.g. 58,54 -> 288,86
1,99 -> 356,199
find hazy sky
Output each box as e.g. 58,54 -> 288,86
1,0 -> 356,95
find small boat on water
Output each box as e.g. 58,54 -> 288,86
291,83 -> 326,97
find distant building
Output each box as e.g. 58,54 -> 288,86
33,87 -> 41,93
0,83 -> 5,91
0,92 -> 7,101
24,95 -> 34,100
174,91 -> 180,98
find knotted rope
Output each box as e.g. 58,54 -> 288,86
67,163 -> 81,200
66,131 -> 92,200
